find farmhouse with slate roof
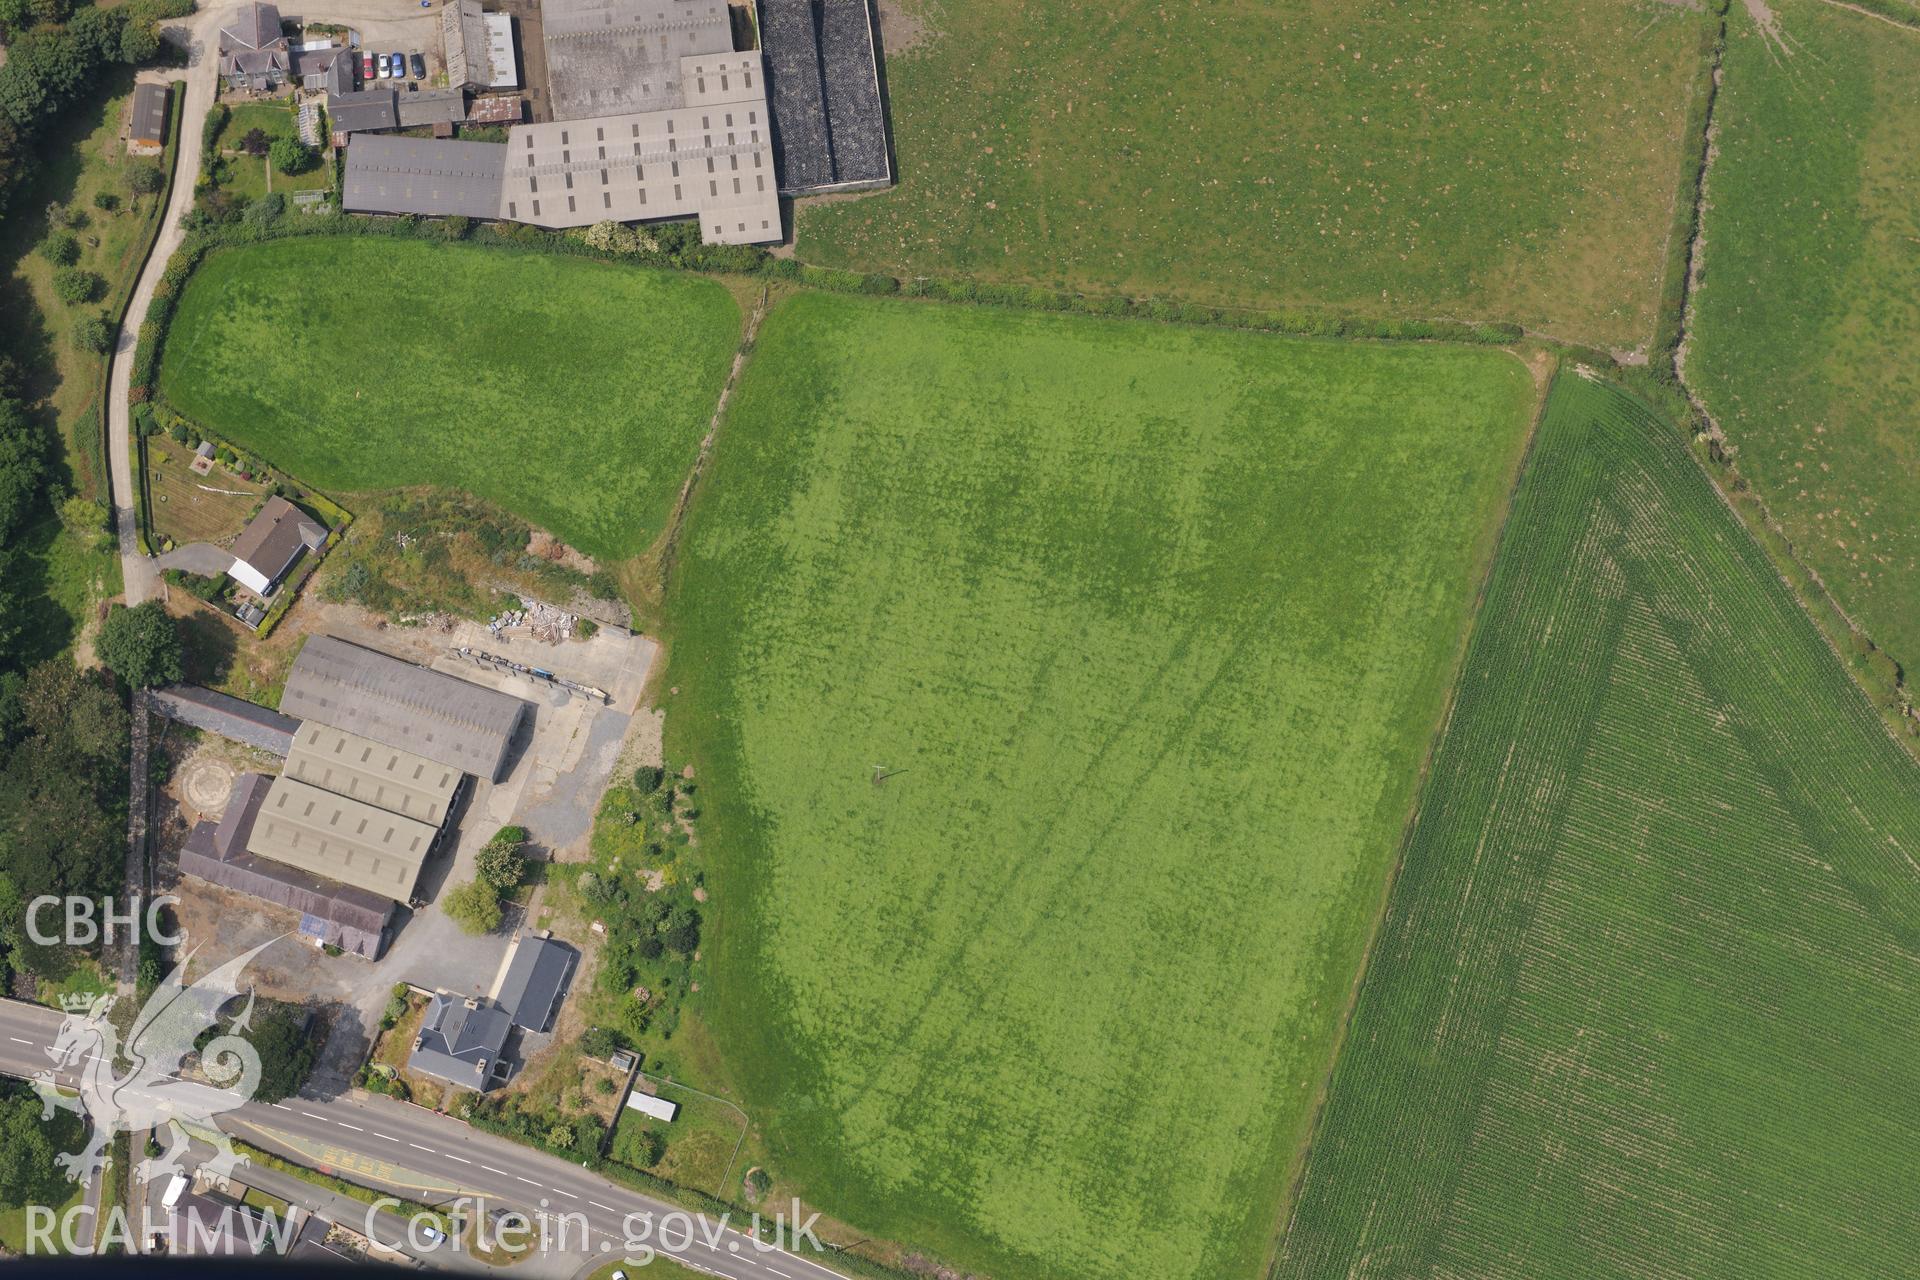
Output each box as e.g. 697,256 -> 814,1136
218,2 -> 290,92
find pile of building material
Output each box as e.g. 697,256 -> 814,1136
487,598 -> 578,642
522,598 -> 576,642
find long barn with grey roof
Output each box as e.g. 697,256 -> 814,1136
279,635 -> 530,781
343,134 -> 508,219
757,0 -> 890,194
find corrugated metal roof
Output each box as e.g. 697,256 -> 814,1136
541,0 -> 730,121
181,775 -> 397,958
278,635 -> 529,780
758,0 -> 890,194
284,721 -> 461,826
397,88 -> 470,128
131,83 -> 170,144
329,89 -> 399,134
342,133 -> 510,220
247,775 -> 437,901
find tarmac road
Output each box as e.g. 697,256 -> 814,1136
0,998 -> 847,1280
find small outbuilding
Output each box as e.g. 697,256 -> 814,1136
129,83 -> 170,152
624,1090 -> 679,1123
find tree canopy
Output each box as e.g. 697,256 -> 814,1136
96,600 -> 183,689
444,879 -> 503,935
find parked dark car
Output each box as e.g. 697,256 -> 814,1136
410,52 -> 427,79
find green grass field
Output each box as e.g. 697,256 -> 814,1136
1688,0 -> 1920,679
800,0 -> 1704,347
663,292 -> 1539,1280
1276,373 -> 1920,1278
157,238 -> 743,560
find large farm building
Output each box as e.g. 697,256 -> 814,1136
342,0 -> 890,245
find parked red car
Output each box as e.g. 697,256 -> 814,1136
362,51 -> 375,80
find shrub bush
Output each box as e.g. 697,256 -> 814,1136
40,233 -> 79,266
73,314 -> 113,353
269,137 -> 313,175
51,268 -> 101,305
443,879 -> 502,934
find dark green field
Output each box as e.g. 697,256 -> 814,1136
1276,374 -> 1920,1278
157,237 -> 743,560
664,292 -> 1539,1280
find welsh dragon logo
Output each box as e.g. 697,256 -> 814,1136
31,937 -> 283,1188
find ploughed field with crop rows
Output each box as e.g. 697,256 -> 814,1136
157,237 -> 744,561
665,292 -> 1539,1280
1277,375 -> 1920,1278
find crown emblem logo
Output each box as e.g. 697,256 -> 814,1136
58,992 -> 104,1015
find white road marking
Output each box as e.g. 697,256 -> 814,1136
481,1166 -> 508,1176
409,1143 -> 435,1153
372,1132 -> 398,1142
588,1200 -> 617,1212
335,1122 -> 363,1132
300,1111 -> 327,1121
549,1187 -> 578,1199
763,1267 -> 790,1278
270,1103 -> 292,1111
9,1037 -> 31,1046
516,1176 -> 541,1186
444,1155 -> 471,1165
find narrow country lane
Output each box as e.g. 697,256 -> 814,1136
105,0 -> 446,603
106,5 -> 220,605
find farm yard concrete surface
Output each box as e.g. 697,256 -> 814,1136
155,237 -> 743,561
1276,375 -> 1920,1278
662,292 -> 1540,1280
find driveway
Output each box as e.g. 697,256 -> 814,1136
156,540 -> 233,575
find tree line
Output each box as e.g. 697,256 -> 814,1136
0,0 -> 190,982
0,0 -> 193,211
